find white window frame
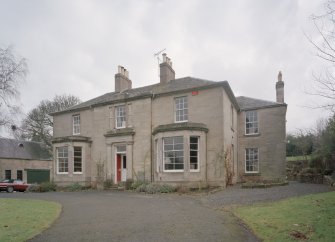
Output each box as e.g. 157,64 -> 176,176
245,148 -> 259,173
190,136 -> 200,172
245,111 -> 258,135
175,96 -> 188,123
73,115 -> 80,135
163,136 -> 184,172
115,105 -> 126,129
73,146 -> 83,174
57,146 -> 69,174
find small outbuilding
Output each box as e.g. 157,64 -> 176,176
0,138 -> 53,183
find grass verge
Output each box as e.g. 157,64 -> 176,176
233,191 -> 335,242
0,198 -> 61,242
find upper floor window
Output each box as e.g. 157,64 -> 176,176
115,105 -> 126,128
57,146 -> 69,174
175,96 -> 188,122
163,136 -> 184,171
245,148 -> 259,173
245,111 -> 258,134
73,115 -> 80,135
73,147 -> 82,173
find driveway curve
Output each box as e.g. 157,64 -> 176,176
1,191 -> 257,242
1,182 -> 333,242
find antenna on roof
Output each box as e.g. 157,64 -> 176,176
154,48 -> 166,77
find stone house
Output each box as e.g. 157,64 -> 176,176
0,138 -> 52,183
51,54 -> 287,187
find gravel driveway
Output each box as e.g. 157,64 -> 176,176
1,182 -> 333,242
1,190 -> 257,242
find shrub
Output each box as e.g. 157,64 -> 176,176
104,179 -> 113,189
135,183 -> 147,192
135,183 -> 176,194
131,180 -> 147,190
159,184 -> 176,193
66,182 -> 83,191
38,181 -> 57,192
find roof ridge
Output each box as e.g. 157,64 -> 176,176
0,137 -> 44,145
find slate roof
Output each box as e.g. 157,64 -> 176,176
236,96 -> 286,110
51,77 -> 239,115
0,138 -> 52,160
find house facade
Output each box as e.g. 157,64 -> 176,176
51,54 -> 287,187
0,138 -> 52,183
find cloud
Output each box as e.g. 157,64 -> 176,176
0,0 -> 331,134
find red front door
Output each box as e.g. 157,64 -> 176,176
116,154 -> 121,182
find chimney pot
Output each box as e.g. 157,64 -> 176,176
276,71 -> 284,103
160,53 -> 175,84
115,65 -> 132,92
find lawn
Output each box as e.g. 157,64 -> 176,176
0,198 -> 61,242
233,191 -> 335,242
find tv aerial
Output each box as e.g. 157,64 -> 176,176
154,48 -> 166,77
154,48 -> 166,65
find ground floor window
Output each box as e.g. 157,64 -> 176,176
5,170 -> 11,179
163,136 -> 184,171
57,146 -> 69,173
74,147 -> 82,173
17,170 -> 23,180
190,136 -> 199,171
245,148 -> 259,173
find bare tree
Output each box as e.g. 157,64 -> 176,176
0,45 -> 27,129
19,94 -> 81,151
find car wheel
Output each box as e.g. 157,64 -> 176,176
7,186 -> 14,193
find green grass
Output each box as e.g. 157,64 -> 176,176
0,198 -> 61,242
233,192 -> 335,242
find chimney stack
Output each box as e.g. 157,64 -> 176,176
160,53 -> 175,84
115,66 -> 132,93
276,71 -> 284,103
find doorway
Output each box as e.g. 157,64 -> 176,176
116,153 -> 127,183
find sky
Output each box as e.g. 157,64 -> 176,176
0,0 -> 332,135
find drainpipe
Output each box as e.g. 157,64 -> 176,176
205,132 -> 208,185
150,93 -> 154,182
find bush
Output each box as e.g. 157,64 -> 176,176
135,183 -> 147,192
40,181 -> 57,192
104,179 -> 113,189
66,182 -> 83,191
159,184 -> 176,193
131,180 -> 147,190
30,181 -> 57,192
135,183 -> 176,194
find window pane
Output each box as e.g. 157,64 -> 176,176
57,147 -> 69,173
163,136 -> 184,171
116,145 -> 126,153
115,105 -> 126,128
245,111 -> 258,134
74,147 -> 82,173
17,170 -> 23,180
175,97 -> 188,122
189,137 -> 199,171
245,148 -> 259,172
73,115 -> 80,135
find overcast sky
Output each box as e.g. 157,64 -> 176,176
0,0 -> 331,135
